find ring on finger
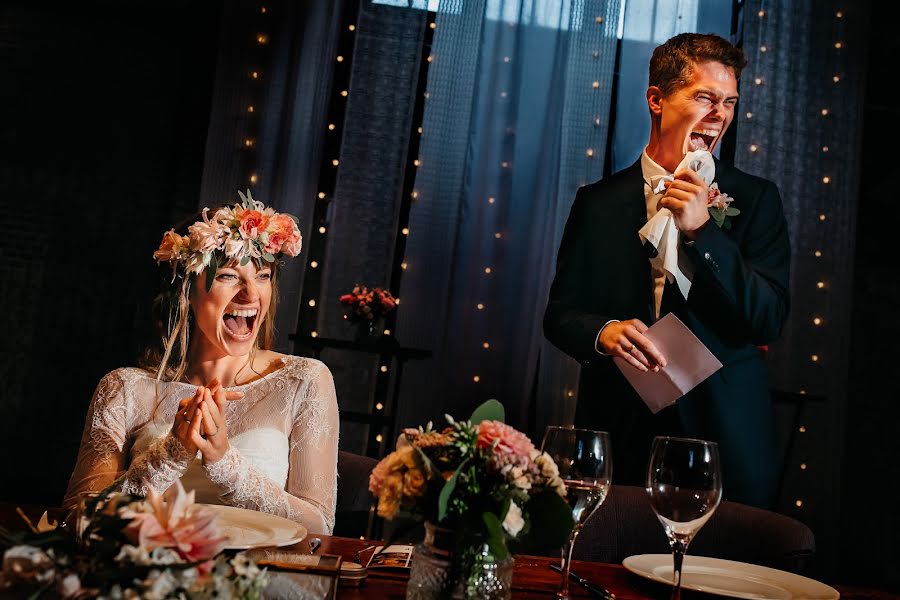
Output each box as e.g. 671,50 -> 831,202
207,427 -> 219,436
627,345 -> 638,354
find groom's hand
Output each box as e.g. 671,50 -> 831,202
598,319 -> 667,372
659,168 -> 710,239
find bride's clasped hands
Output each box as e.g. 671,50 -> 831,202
172,380 -> 243,464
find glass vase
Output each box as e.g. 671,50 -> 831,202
406,522 -> 514,600
353,318 -> 382,343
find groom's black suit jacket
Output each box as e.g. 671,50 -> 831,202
543,157 -> 790,508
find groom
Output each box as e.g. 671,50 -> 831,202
543,33 -> 790,509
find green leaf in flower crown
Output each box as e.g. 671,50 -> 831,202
240,256 -> 250,266
263,253 -> 275,263
482,512 -> 509,560
725,207 -> 741,217
508,489 -> 575,554
469,399 -> 505,425
438,460 -> 466,521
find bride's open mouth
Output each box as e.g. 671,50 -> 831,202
222,308 -> 258,341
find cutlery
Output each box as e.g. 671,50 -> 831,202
550,563 -> 616,599
308,537 -> 322,554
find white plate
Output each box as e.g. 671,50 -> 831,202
199,504 -> 307,550
623,554 -> 839,600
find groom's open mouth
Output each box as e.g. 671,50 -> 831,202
222,307 -> 258,340
688,129 -> 720,152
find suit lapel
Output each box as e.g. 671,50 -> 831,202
616,159 -> 656,323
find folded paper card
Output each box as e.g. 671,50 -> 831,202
613,313 -> 722,413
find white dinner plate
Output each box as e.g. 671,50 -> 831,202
199,504 -> 307,550
622,554 -> 839,600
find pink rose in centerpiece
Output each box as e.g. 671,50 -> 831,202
477,420 -> 535,457
121,480 -> 227,564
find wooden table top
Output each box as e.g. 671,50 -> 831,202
1,504 -> 893,599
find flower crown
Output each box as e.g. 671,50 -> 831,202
153,190 -> 302,290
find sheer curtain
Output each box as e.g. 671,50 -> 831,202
395,0 -> 621,435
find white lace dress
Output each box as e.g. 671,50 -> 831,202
63,356 -> 338,535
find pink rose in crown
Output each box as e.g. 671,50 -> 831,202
236,209 -> 270,240
476,420 -> 536,457
266,214 -> 302,256
121,480 -> 228,566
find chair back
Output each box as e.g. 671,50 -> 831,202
334,450 -> 377,537
573,485 -> 815,574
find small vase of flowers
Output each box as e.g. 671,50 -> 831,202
368,400 -> 574,599
339,284 -> 397,342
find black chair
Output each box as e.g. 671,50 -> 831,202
333,450 -> 377,538
573,485 -> 815,574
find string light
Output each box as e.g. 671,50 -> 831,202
586,148 -> 594,157
746,112 -> 753,119
311,331 -> 318,338
819,214 -> 827,221
484,267 -> 492,274
758,10 -> 765,17
503,56 -> 510,63
427,55 -> 433,63
815,250 -> 822,257
417,127 -> 423,134
310,261 -> 319,268
483,342 -> 490,349
318,192 -> 326,199
813,317 -> 822,326
376,403 -> 383,410
380,365 -> 388,373
340,90 -> 348,97
488,197 -> 496,204
256,33 -> 269,45
375,434 -> 383,442
401,227 -> 409,235
754,77 -> 763,85
430,22 -> 436,29
247,105 -> 255,113
249,173 -> 258,184
820,108 -> 829,116
760,45 -> 767,52
244,139 -> 255,148
319,226 -> 327,234
383,329 -> 391,335
401,262 -> 408,270
822,146 -> 829,152
817,281 -> 825,289
336,55 -> 344,62
799,425 -> 807,433
811,355 -> 819,362
260,6 -> 267,13
473,376 -> 481,382
328,123 -> 335,130
822,176 -> 831,184
494,232 -> 502,239
749,144 -> 758,152
836,11 -> 843,18
476,303 -> 484,310
795,499 -> 803,508
411,190 -> 419,199
251,70 -> 259,79
834,41 -> 843,49
800,463 -> 807,470
349,24 -> 356,31
413,159 -> 420,167
332,159 -> 340,166
833,75 -> 841,83
592,81 -> 600,89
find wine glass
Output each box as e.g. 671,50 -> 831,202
646,436 -> 722,599
541,427 -> 612,599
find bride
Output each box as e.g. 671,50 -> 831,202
64,192 -> 338,534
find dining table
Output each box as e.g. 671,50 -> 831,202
0,503 -> 893,599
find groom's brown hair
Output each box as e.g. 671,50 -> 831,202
650,33 -> 747,97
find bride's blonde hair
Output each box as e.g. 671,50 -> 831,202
141,209 -> 280,384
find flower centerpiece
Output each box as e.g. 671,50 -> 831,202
0,481 -> 267,599
369,400 -> 574,599
338,284 -> 398,341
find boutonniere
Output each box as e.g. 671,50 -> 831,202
707,182 -> 740,229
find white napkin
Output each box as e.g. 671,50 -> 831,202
638,150 -> 716,299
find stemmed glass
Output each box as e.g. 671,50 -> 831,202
646,436 -> 722,599
541,427 -> 612,599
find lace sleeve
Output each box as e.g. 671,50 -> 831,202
63,371 -> 193,509
203,360 -> 339,534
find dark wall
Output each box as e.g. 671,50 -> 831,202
0,1 -> 221,505
841,1 -> 900,590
